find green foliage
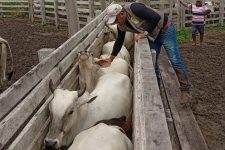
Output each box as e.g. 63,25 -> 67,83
177,28 -> 191,44
206,24 -> 225,31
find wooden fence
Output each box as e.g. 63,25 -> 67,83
0,0 -> 224,29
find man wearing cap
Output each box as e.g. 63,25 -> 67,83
180,0 -> 211,46
96,2 -> 192,103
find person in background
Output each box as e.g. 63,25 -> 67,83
180,0 -> 211,46
96,2 -> 192,104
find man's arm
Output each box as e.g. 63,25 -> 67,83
204,8 -> 211,16
180,1 -> 191,8
110,26 -> 126,60
95,26 -> 125,67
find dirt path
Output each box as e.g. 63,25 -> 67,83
0,18 -> 224,150
180,30 -> 225,150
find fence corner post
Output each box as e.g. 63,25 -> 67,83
29,0 -> 34,23
65,0 -> 79,37
219,0 -> 225,24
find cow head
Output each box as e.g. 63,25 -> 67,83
78,51 -> 103,93
44,80 -> 97,150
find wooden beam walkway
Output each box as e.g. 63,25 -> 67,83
159,49 -> 209,150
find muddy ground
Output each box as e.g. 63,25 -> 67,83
0,18 -> 68,93
0,18 -> 224,150
180,30 -> 225,150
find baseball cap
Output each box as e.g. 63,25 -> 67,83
105,4 -> 122,25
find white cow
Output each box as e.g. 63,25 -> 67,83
68,123 -> 133,150
44,72 -> 132,149
102,41 -> 131,64
0,37 -> 13,86
78,51 -> 132,93
107,24 -> 134,51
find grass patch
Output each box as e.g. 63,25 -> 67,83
206,24 -> 225,31
177,28 -> 191,44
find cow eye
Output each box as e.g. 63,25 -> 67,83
68,110 -> 74,115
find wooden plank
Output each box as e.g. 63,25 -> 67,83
59,63 -> 79,90
6,53 -> 80,149
88,0 -> 94,18
160,83 -> 181,150
160,49 -> 209,150
28,118 -> 50,150
56,20 -> 105,75
54,0 -> 59,28
219,0 -> 225,24
0,68 -> 61,149
3,21 -> 105,149
17,64 -> 80,150
0,5 -> 28,8
133,38 -> 145,150
176,0 -> 181,30
40,0 -> 46,25
87,29 -> 105,57
7,97 -> 51,150
100,0 -> 106,11
0,0 -> 28,3
133,38 -> 173,150
169,0 -> 173,20
65,0 -> 79,37
0,10 -> 106,121
29,0 -> 34,23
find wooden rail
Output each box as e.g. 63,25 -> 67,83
160,49 -> 209,150
0,9 -> 107,149
0,3 -> 212,150
133,39 -> 173,150
0,0 -> 225,29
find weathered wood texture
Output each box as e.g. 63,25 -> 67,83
65,0 -> 79,37
133,38 -> 173,150
0,10 -> 107,149
160,49 -> 209,150
160,81 -> 181,150
1,0 -> 224,29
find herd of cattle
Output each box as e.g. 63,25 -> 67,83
43,25 -> 135,150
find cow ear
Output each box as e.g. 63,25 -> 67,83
77,94 -> 98,108
49,79 -> 56,93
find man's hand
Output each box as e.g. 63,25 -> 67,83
134,33 -> 145,42
95,59 -> 111,67
204,9 -> 211,16
95,55 -> 115,68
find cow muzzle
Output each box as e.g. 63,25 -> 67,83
44,138 -> 60,150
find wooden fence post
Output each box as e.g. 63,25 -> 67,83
100,0 -> 106,11
159,0 -> 165,11
169,0 -> 173,20
180,0 -> 185,28
65,0 -> 79,37
0,1 -> 3,17
54,0 -> 59,28
29,0 -> 34,23
176,0 -> 180,30
219,0 -> 225,24
40,0 -> 46,25
89,0 -> 94,18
